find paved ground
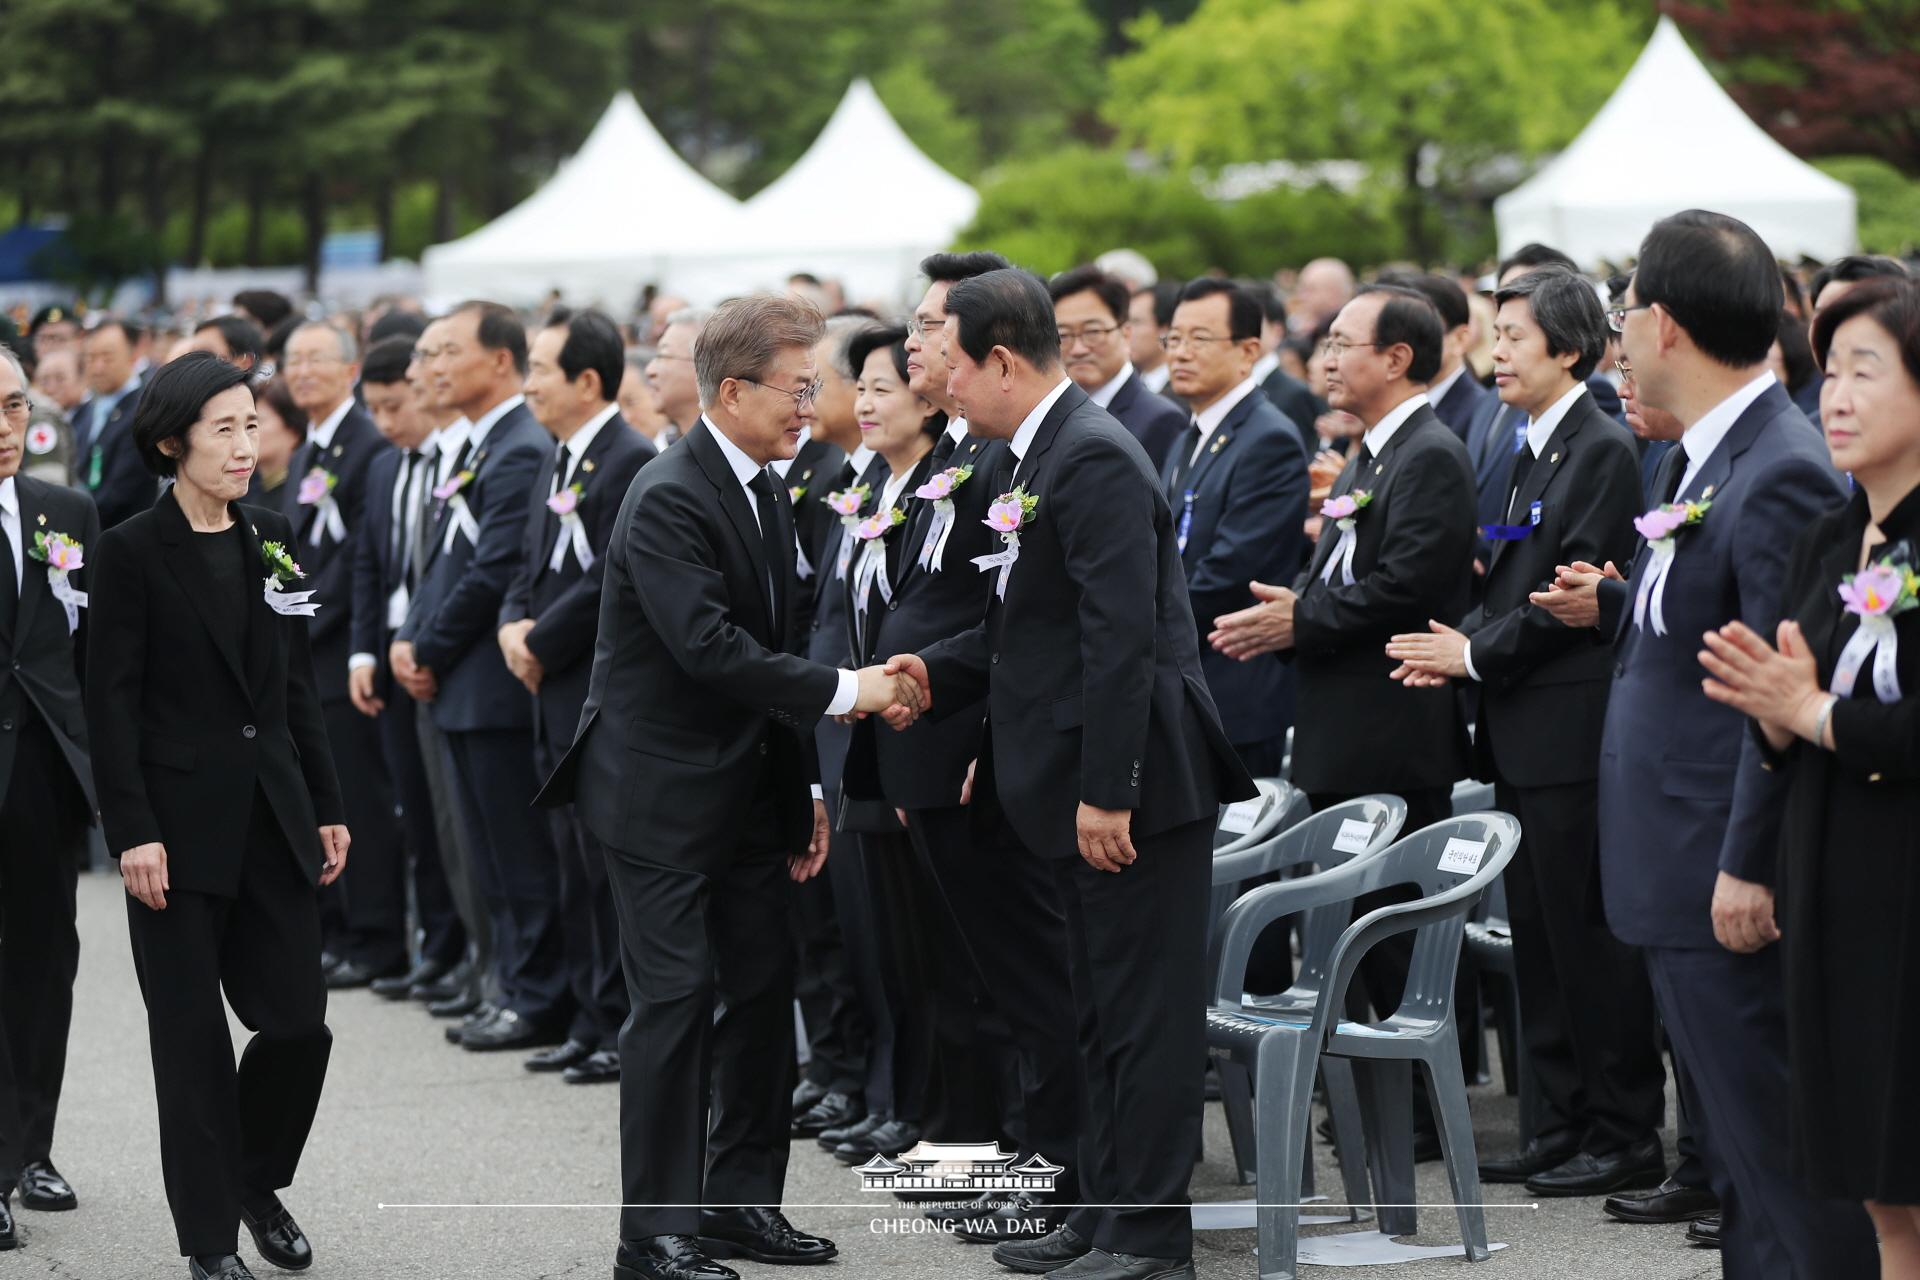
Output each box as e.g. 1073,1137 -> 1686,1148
11,872 -> 1727,1279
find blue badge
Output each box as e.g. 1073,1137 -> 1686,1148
1529,500 -> 1542,527
1177,490 -> 1195,553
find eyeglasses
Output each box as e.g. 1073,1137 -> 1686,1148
1057,323 -> 1121,347
649,352 -> 694,363
1613,355 -> 1633,384
280,354 -> 346,370
906,316 -> 945,338
1162,332 -> 1239,353
1,394 -> 29,420
1605,304 -> 1652,334
1319,338 -> 1388,359
737,377 -> 822,408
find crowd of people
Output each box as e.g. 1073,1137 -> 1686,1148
0,213 -> 1914,1280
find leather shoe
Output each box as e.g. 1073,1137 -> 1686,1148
1047,1249 -> 1195,1280
412,961 -> 474,1004
833,1117 -> 920,1162
19,1158 -> 77,1211
461,1009 -> 563,1052
524,1038 -> 595,1073
562,1049 -> 621,1084
429,991 -> 484,1020
951,1191 -> 1063,1241
1603,1176 -> 1719,1224
0,1187 -> 14,1251
817,1109 -> 883,1149
1526,1139 -> 1666,1197
791,1090 -> 861,1138
324,958 -> 404,990
188,1256 -> 257,1280
242,1194 -> 313,1271
445,1004 -> 499,1043
373,957 -> 450,1000
616,1234 -> 737,1280
791,1079 -> 829,1114
992,1224 -> 1091,1274
1481,1139 -> 1581,1184
697,1206 -> 837,1265
1686,1214 -> 1721,1248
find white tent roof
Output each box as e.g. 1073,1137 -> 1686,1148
1494,17 -> 1855,264
422,92 -> 748,306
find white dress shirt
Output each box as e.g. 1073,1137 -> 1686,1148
1426,362 -> 1467,410
1676,371 -> 1776,498
1361,391 -> 1431,457
555,403 -> 619,492
1087,363 -> 1134,410
309,398 -> 355,453
1250,351 -> 1280,385
1140,364 -> 1172,394
432,419 -> 473,486
466,393 -> 525,455
0,478 -> 21,591
1009,379 -> 1076,468
348,441 -> 437,674
1188,374 -> 1263,463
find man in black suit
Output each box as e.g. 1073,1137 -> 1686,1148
1385,267 -> 1667,1196
74,319 -> 151,528
499,309 -> 655,1085
0,353 -> 98,1237
394,302 -> 570,1053
537,294 -> 918,1280
1162,278 -> 1310,776
1049,265 -> 1185,468
278,321 -> 406,988
1386,272 -> 1488,442
776,315 -> 864,638
1250,280 -> 1325,455
891,269 -> 1254,1280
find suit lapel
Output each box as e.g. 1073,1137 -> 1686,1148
1182,392 -> 1256,497
688,422 -> 777,641
238,513 -> 275,697
14,483 -> 48,644
1489,399 -> 1588,572
155,490 -> 252,701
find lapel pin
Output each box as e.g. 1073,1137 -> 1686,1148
1209,437 -> 1224,453
582,459 -> 596,473
1550,451 -> 1560,464
1374,463 -> 1384,476
251,524 -> 259,535
331,444 -> 343,458
1702,484 -> 1715,498
35,513 -> 46,526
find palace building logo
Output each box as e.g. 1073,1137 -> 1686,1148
854,1141 -> 1065,1194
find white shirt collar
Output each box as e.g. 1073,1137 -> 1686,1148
467,393 -> 525,449
702,414 -> 767,489
1087,362 -> 1134,410
1362,392 -> 1430,456
1250,351 -> 1280,384
310,398 -> 355,450
432,419 -> 472,477
1009,379 -> 1075,461
878,463 -> 918,513
945,417 -> 969,443
564,402 -> 620,462
0,475 -> 16,517
1681,370 -> 1777,475
848,443 -> 876,474
1192,374 -> 1263,447
1525,382 -> 1588,457
1427,362 -> 1466,407
1139,363 -> 1171,392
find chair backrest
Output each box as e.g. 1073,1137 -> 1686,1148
1450,779 -> 1494,815
1213,778 -> 1293,855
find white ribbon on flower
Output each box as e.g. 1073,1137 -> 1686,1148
972,532 -> 1021,601
834,525 -> 856,580
1832,614 -> 1902,703
306,494 -> 347,546
547,513 -> 594,573
917,499 -> 957,572
795,537 -> 814,581
264,577 -> 321,617
1633,539 -> 1679,636
1317,520 -> 1360,587
47,567 -> 86,634
853,538 -> 893,620
441,494 -> 480,554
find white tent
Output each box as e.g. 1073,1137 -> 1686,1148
1494,17 -> 1855,265
421,92 -> 749,307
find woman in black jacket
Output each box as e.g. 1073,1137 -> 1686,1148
86,352 -> 349,1280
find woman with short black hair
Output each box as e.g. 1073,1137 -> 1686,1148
86,351 -> 348,1280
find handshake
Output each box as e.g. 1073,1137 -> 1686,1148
847,654 -> 933,730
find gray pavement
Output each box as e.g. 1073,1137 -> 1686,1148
13,872 -> 1725,1279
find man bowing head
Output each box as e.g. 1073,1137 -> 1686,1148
536,294 -> 920,1280
891,269 -> 1253,1280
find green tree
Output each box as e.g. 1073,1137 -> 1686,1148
1816,155 -> 1920,256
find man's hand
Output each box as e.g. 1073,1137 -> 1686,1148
121,842 -> 169,911
959,757 -> 976,806
1077,803 -> 1137,874
790,798 -> 830,882
878,654 -> 932,730
1528,560 -> 1623,630
389,639 -> 437,701
1211,582 -> 1295,660
1385,620 -> 1470,687
348,665 -> 385,718
1699,619 -> 1826,744
498,619 -> 543,694
319,825 -> 351,886
1711,870 -> 1780,954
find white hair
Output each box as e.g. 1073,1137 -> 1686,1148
1095,248 -> 1158,290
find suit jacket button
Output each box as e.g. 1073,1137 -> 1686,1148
242,725 -> 257,739
0,719 -> 12,732
1482,606 -> 1493,620
991,653 -> 999,664
760,741 -> 770,756
1870,771 -> 1884,782
1614,662 -> 1625,678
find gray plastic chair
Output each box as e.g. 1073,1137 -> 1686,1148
1206,812 -> 1522,1280
1206,797 -> 1407,1199
1208,779 -> 1312,929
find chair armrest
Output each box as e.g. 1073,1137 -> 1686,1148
1318,881 -> 1488,1027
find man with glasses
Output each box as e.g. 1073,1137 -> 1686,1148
1049,265 -> 1185,468
645,308 -> 711,449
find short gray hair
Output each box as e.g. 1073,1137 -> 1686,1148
1493,266 -> 1609,381
694,295 -> 826,405
663,306 -> 713,338
0,346 -> 25,389
291,319 -> 358,363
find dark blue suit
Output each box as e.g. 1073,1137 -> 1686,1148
1160,387 -> 1309,769
74,381 -> 153,529
1466,376 -> 1628,565
1430,367 -> 1490,442
1597,381 -> 1874,1279
1105,369 -> 1187,470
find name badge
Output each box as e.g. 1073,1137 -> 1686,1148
1529,500 -> 1542,527
1331,817 -> 1374,855
1437,837 -> 1488,875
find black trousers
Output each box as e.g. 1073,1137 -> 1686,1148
1495,777 -> 1664,1154
378,690 -> 463,969
418,712 -> 489,1000
0,713 -> 89,1185
1645,944 -> 1877,1279
537,726 -> 628,1051
789,868 -> 870,1097
320,699 -> 406,971
125,790 -> 332,1257
1054,817 -> 1213,1260
857,828 -> 944,1127
606,790 -> 796,1240
444,727 -> 567,1023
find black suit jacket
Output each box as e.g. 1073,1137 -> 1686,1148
919,384 -> 1253,857
398,403 -> 549,733
537,419 -> 840,873
76,382 -> 153,529
1106,371 -> 1186,470
85,490 -> 344,894
784,434 -> 848,589
1161,388 -> 1309,748
349,447 -> 407,702
1458,392 -> 1641,788
0,477 -> 99,813
1261,366 -> 1324,459
1289,402 -> 1476,795
277,404 -> 389,703
1431,369 -> 1490,443
500,414 -> 655,754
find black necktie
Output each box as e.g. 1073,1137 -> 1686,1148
390,451 -> 416,574
929,431 -> 958,468
1167,420 -> 1202,498
747,470 -> 784,638
1506,440 -> 1536,521
550,441 -> 570,495
1661,447 -> 1686,504
412,449 -> 443,590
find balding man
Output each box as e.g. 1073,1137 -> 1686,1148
1289,257 -> 1356,334
645,307 -> 709,449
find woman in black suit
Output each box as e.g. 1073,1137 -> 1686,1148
85,353 -> 349,1280
1700,276 -> 1920,1275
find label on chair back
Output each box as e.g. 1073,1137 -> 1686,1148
1437,837 -> 1488,875
1331,818 -> 1374,854
1219,798 -> 1263,835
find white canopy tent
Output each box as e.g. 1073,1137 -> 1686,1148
1494,17 -> 1856,265
421,92 -> 749,307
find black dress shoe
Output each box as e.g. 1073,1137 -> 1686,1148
524,1038 -> 595,1073
19,1158 -> 77,1210
952,1191 -> 1063,1242
188,1256 -> 258,1280
461,1009 -> 562,1052
445,1004 -> 499,1043
791,1079 -> 829,1114
429,991 -> 483,1020
1048,1249 -> 1195,1280
817,1109 -> 883,1149
992,1225 -> 1092,1275
1481,1139 -> 1581,1184
697,1207 -> 837,1265
833,1117 -> 920,1163
324,958 -> 404,990
1603,1176 -> 1719,1224
1686,1213 -> 1721,1248
373,957 -> 451,1000
616,1234 -> 738,1280
1526,1139 -> 1666,1197
242,1194 -> 313,1271
791,1091 -> 861,1138
0,1187 -> 14,1251
563,1049 -> 621,1084
412,962 -> 474,1004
